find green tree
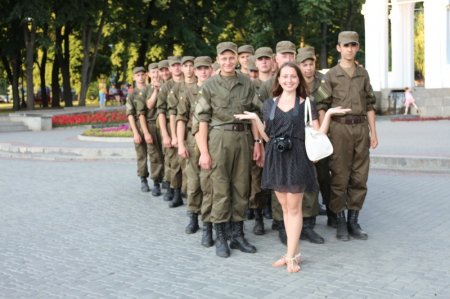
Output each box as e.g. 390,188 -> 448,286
11,0 -> 51,110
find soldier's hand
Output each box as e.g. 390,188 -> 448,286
178,144 -> 189,159
370,134 -> 378,149
253,142 -> 262,161
171,137 -> 178,148
199,153 -> 212,170
162,135 -> 172,148
256,144 -> 265,167
133,133 -> 142,144
144,133 -> 153,144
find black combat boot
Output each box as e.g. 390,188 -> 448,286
185,212 -> 199,234
152,181 -> 162,196
326,206 -> 337,228
168,188 -> 183,208
140,177 -> 150,192
229,221 -> 257,253
245,207 -> 255,220
300,217 -> 325,244
336,211 -> 350,241
271,219 -> 287,245
163,187 -> 174,201
161,180 -> 170,190
214,223 -> 230,258
253,209 -> 265,235
347,210 -> 368,240
263,197 -> 272,219
224,221 -> 232,240
201,222 -> 214,247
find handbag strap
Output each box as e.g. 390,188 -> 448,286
304,97 -> 313,126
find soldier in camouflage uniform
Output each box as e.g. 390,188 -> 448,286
177,56 -> 214,246
316,31 -> 378,241
194,42 -> 262,258
126,67 -> 154,193
156,57 -> 184,204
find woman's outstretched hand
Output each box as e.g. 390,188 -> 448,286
234,111 -> 258,120
327,107 -> 351,115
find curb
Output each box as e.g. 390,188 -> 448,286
1,142 -> 449,172
390,116 -> 450,122
0,143 -> 135,161
370,154 -> 450,173
77,135 -> 133,143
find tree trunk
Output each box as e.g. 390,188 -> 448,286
61,26 -> 72,107
1,55 -> 21,111
39,48 -> 49,108
79,26 -> 92,107
24,21 -> 36,110
79,10 -> 106,106
136,2 -> 153,67
13,57 -> 21,111
51,56 -> 61,108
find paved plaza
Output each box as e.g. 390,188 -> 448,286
1,116 -> 450,298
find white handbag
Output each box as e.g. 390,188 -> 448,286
304,97 -> 333,161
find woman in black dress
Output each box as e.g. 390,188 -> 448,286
235,62 -> 350,272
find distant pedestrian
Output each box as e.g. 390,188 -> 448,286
404,87 -> 420,115
98,79 -> 107,109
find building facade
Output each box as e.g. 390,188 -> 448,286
363,0 -> 450,116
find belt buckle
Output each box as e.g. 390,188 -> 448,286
351,118 -> 355,125
233,124 -> 238,131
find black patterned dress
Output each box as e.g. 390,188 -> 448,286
261,98 -> 319,193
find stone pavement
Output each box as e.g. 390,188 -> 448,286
1,158 -> 450,298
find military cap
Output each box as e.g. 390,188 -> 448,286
255,47 -> 273,59
181,56 -> 195,65
276,41 -> 296,54
338,31 -> 359,45
217,42 -> 238,55
133,66 -> 146,74
168,56 -> 181,66
248,56 -> 257,71
158,60 -> 169,69
148,63 -> 158,71
238,45 -> 255,55
194,56 -> 213,68
296,46 -> 316,63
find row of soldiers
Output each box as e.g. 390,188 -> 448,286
126,31 -> 377,258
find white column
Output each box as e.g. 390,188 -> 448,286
363,0 -> 389,91
424,0 -> 449,88
389,0 -> 415,89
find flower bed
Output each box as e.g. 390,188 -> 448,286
82,124 -> 133,137
52,110 -> 128,127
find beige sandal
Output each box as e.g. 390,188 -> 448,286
286,256 -> 301,273
272,253 -> 301,268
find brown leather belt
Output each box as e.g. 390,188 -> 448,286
214,123 -> 250,131
332,115 -> 367,125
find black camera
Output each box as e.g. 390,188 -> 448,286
275,137 -> 292,152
